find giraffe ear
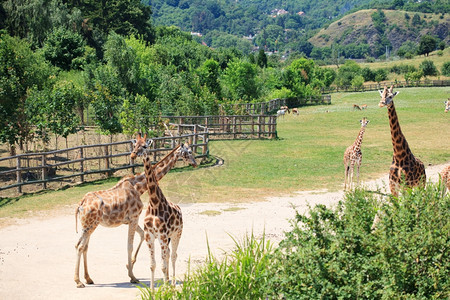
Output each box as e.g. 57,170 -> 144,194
393,91 -> 399,97
379,90 -> 384,96
137,132 -> 142,139
143,133 -> 147,141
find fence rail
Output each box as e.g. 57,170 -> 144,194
321,79 -> 450,94
220,95 -> 331,115
0,115 -> 277,195
0,127 -> 208,195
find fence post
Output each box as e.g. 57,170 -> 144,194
104,145 -> 111,177
193,125 -> 198,154
202,128 -> 209,156
232,116 -> 237,139
41,154 -> 47,189
258,116 -> 261,138
79,148 -> 85,183
16,157 -> 22,193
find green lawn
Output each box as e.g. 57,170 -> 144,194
1,87 -> 449,223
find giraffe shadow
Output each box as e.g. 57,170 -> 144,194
93,278 -> 183,289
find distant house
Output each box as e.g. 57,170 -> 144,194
297,11 -> 305,16
190,32 -> 202,37
271,8 -> 288,17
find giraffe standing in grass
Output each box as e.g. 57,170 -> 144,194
74,135 -> 196,288
344,117 -> 370,190
131,134 -> 183,290
379,86 -> 426,196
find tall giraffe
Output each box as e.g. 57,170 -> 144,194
379,86 -> 426,196
131,136 -> 183,290
74,135 -> 196,288
343,117 -> 370,190
74,180 -> 143,288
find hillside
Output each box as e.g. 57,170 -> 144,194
309,9 -> 449,51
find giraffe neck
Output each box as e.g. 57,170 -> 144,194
387,103 -> 412,159
144,156 -> 163,208
153,145 -> 181,181
353,127 -> 366,151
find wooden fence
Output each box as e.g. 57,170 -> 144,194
163,115 -> 277,140
0,115 -> 277,195
321,79 -> 450,94
221,95 -> 331,115
0,126 -> 208,195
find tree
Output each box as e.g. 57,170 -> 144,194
418,35 -> 437,56
197,59 -> 222,97
441,61 -> 450,76
0,32 -> 53,153
46,80 -> 81,149
222,59 -> 258,101
419,60 -> 438,76
256,49 -> 267,68
43,27 -> 86,70
335,60 -> 361,86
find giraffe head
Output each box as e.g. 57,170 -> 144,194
445,99 -> 450,113
130,133 -> 149,160
360,117 -> 370,127
179,143 -> 198,167
378,86 -> 399,108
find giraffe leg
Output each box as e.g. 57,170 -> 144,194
170,235 -> 181,286
160,240 -> 170,283
356,163 -> 361,187
349,162 -> 355,190
83,235 -> 94,285
130,225 -> 145,268
344,161 -> 349,190
127,222 -> 139,284
146,233 -> 156,290
75,230 -> 94,288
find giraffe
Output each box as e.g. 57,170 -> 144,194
74,136 -> 197,288
440,165 -> 450,194
445,99 -> 449,113
379,86 -> 426,196
343,117 -> 370,190
131,135 -> 183,290
74,180 -> 143,288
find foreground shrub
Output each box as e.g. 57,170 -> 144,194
139,233 -> 273,299
266,185 -> 449,299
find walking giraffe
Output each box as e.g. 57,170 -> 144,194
379,86 -> 426,196
74,134 -> 196,288
344,117 -> 370,190
131,134 -> 183,290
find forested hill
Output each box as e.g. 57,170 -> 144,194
146,0 -> 450,56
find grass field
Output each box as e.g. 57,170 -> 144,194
0,86 -> 449,223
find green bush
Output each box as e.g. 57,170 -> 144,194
441,62 -> 450,76
139,233 -> 273,299
266,185 -> 449,299
419,60 -> 439,76
139,185 -> 449,299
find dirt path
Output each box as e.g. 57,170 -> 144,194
0,164 -> 446,300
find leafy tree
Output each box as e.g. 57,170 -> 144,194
222,58 -> 258,101
197,59 -> 222,98
411,13 -> 422,27
418,35 -> 437,56
419,60 -> 438,76
335,60 -> 361,86
441,61 -> 450,76
361,67 -> 376,82
371,9 -> 386,33
374,68 -> 388,83
396,40 -> 417,58
0,32 -> 53,153
256,49 -> 267,68
46,80 -> 81,148
104,32 -> 140,93
120,94 -> 158,136
43,27 -> 86,70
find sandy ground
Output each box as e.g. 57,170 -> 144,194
0,163 -> 446,300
